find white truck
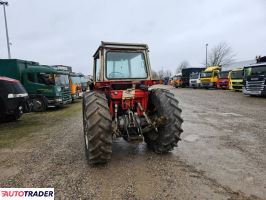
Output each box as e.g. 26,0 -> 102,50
189,72 -> 201,88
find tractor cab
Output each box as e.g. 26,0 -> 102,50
93,42 -> 152,80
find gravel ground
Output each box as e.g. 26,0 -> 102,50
0,88 -> 265,200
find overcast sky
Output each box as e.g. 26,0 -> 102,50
0,0 -> 265,74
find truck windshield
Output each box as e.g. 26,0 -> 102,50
219,71 -> 229,79
173,76 -> 181,80
71,76 -> 81,84
231,71 -> 243,79
246,65 -> 266,76
201,72 -> 212,78
55,74 -> 69,86
106,51 -> 147,79
190,73 -> 199,79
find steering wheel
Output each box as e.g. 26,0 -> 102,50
108,72 -> 124,78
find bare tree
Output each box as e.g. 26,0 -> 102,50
164,70 -> 172,78
151,70 -> 159,79
176,60 -> 189,74
158,69 -> 164,79
207,42 -> 235,66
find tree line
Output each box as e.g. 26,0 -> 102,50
152,42 -> 235,79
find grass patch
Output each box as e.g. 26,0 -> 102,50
0,100 -> 82,148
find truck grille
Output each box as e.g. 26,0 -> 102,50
245,80 -> 265,91
62,90 -> 71,101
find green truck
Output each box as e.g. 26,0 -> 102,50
0,59 -> 72,111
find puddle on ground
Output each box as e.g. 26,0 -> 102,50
183,134 -> 200,142
217,113 -> 243,117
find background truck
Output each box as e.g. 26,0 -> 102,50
189,72 -> 201,88
0,59 -> 72,111
217,70 -> 230,89
0,76 -> 30,121
70,72 -> 83,100
78,73 -> 88,92
229,68 -> 244,91
200,66 -> 220,88
170,74 -> 183,88
181,68 -> 205,87
243,56 -> 266,96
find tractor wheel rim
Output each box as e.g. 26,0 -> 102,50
85,132 -> 89,149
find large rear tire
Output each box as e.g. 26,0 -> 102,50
145,89 -> 183,153
83,92 -> 112,164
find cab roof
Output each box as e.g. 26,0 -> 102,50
93,41 -> 149,57
244,62 -> 266,68
231,67 -> 243,71
204,66 -> 220,72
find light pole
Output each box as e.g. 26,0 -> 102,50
205,43 -> 208,68
0,1 -> 11,59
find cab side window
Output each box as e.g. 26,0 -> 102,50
28,73 -> 35,82
94,55 -> 100,81
213,71 -> 218,77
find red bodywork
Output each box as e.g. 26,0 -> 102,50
94,80 -> 159,117
217,78 -> 229,89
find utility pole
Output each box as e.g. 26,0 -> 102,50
205,43 -> 208,68
0,1 -> 11,59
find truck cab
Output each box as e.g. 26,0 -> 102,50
189,72 -> 201,88
0,59 -> 72,112
70,73 -> 83,100
182,68 -> 205,87
243,57 -> 266,96
0,76 -> 30,121
217,70 -> 230,89
229,68 -> 243,91
170,74 -> 183,88
200,66 -> 220,88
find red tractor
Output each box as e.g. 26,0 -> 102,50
83,42 -> 183,164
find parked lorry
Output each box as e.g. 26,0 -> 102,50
0,59 -> 72,111
200,66 -> 220,88
83,41 -> 183,164
0,76 -> 31,121
243,56 -> 266,96
229,68 -> 244,91
78,73 -> 88,92
217,70 -> 230,89
189,72 -> 201,88
70,72 -> 83,100
170,74 -> 183,88
181,68 -> 205,87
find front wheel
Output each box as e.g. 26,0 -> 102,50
144,89 -> 183,153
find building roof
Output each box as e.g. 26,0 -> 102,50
222,60 -> 256,71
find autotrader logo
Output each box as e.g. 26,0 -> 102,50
0,188 -> 54,199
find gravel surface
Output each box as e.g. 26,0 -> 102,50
0,88 -> 265,199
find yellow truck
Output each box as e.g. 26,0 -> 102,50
200,66 -> 220,88
229,68 -> 243,91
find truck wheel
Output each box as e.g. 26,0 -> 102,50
83,92 -> 112,164
145,89 -> 183,153
32,97 -> 46,112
